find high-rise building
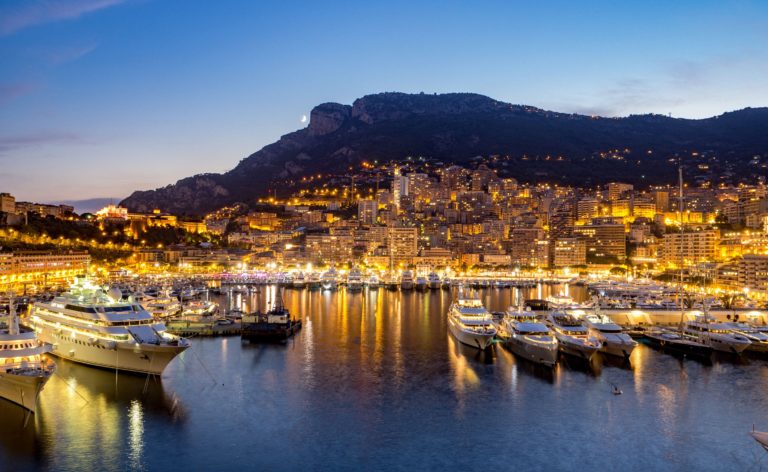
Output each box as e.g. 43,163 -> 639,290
388,227 -> 418,266
661,229 -> 719,266
391,167 -> 409,211
553,238 -> 587,267
573,223 -> 626,262
652,190 -> 670,212
607,182 -> 633,201
357,199 -> 378,225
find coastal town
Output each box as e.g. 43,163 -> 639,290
2,158 -> 768,301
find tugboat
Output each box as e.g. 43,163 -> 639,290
241,290 -> 302,343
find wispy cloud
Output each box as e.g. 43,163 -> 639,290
0,0 -> 127,36
0,82 -> 38,106
0,131 -> 84,154
47,42 -> 99,65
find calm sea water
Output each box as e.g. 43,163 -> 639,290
3,286 -> 768,472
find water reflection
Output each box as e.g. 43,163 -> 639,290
4,285 -> 768,470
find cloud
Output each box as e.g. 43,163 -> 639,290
0,82 -> 38,106
0,131 -> 84,154
47,42 -> 99,65
0,0 -> 127,36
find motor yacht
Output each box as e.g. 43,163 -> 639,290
498,306 -> 558,366
400,271 -> 415,291
346,267 -> 364,292
366,275 -> 380,289
725,321 -> 768,352
447,292 -> 496,350
683,315 -> 752,354
27,277 -> 190,374
581,311 -> 637,358
143,293 -> 182,319
415,275 -> 428,291
644,328 -> 713,357
427,272 -> 441,290
307,272 -> 321,290
292,272 -> 307,289
0,295 -> 54,413
546,311 -> 601,361
321,268 -> 339,291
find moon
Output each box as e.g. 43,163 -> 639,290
300,115 -> 307,123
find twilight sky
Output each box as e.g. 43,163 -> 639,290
1,0 -> 767,210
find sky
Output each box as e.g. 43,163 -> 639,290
1,0 -> 767,211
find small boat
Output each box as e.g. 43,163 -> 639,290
307,273 -> 321,290
612,385 -> 622,395
241,291 -> 301,342
366,275 -> 380,289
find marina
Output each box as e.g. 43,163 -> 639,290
2,286 -> 768,470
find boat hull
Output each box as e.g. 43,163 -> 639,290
505,335 -> 557,367
0,370 -> 51,414
42,331 -> 187,375
554,336 -> 598,361
448,320 -> 495,350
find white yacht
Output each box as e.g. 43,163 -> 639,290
308,272 -> 322,290
347,267 -> 363,292
498,306 -> 558,367
321,268 -> 339,291
400,270 -> 415,291
27,277 -> 190,375
447,292 -> 496,350
415,275 -> 428,291
427,272 -> 441,290
366,274 -> 380,289
725,322 -> 768,352
683,316 -> 752,354
143,294 -> 182,319
0,296 -> 54,413
292,272 -> 307,289
180,299 -> 218,317
581,311 -> 637,358
546,311 -> 601,361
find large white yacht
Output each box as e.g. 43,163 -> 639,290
0,296 -> 54,413
346,267 -> 363,292
546,311 -> 601,361
683,316 -> 752,354
27,277 -> 190,375
447,292 -> 496,350
581,311 -> 637,358
321,268 -> 339,291
498,306 -> 558,367
143,293 -> 181,319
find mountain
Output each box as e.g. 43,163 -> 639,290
121,92 -> 768,215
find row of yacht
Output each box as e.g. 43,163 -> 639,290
288,268 -> 448,292
447,291 -> 768,368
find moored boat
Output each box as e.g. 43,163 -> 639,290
447,291 -> 496,350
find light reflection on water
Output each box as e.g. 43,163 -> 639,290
2,285 -> 768,471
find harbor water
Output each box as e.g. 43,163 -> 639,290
2,286 -> 768,471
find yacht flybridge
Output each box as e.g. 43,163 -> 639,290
28,276 -> 189,375
581,310 -> 637,358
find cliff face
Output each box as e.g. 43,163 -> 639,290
121,92 -> 768,215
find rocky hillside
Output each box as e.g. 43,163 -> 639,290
121,92 -> 768,215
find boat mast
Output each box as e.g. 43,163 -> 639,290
678,161 -> 685,331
